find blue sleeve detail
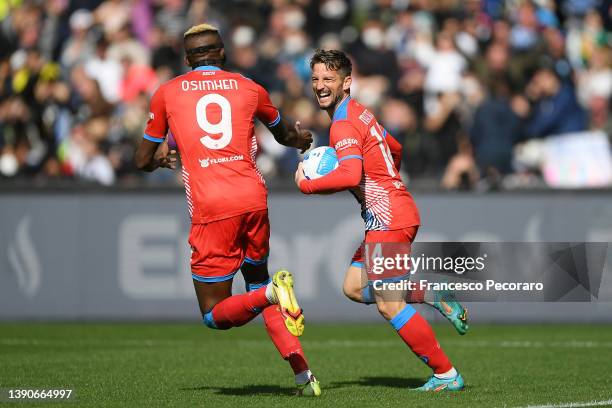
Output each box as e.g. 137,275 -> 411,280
389,304 -> 417,330
339,155 -> 363,162
351,261 -> 365,268
382,129 -> 387,138
361,285 -> 375,305
268,113 -> 281,127
192,271 -> 237,283
144,134 -> 164,143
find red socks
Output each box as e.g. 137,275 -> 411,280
206,288 -> 310,374
209,287 -> 270,329
262,305 -> 309,374
391,305 -> 453,374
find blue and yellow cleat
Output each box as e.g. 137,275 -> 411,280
272,270 -> 305,337
413,373 -> 464,392
432,289 -> 468,335
296,375 -> 321,397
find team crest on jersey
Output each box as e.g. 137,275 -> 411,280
199,158 -> 210,168
359,109 -> 374,125
393,181 -> 404,189
148,112 -> 154,122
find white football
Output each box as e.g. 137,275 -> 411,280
302,146 -> 339,180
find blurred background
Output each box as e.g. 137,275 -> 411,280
0,0 -> 611,190
1,0 -> 612,322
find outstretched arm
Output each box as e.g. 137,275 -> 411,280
255,82 -> 312,153
267,119 -> 313,153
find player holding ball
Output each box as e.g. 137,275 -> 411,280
295,49 -> 467,392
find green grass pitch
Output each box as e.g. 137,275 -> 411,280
1,322 -> 612,407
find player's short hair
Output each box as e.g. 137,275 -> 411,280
310,49 -> 352,78
184,23 -> 219,39
183,23 -> 225,68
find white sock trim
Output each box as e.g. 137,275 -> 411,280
265,282 -> 276,304
434,367 -> 457,379
295,370 -> 312,385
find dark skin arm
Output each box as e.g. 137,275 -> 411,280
134,138 -> 177,172
267,119 -> 313,153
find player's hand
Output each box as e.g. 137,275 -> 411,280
294,121 -> 313,154
154,139 -> 177,170
294,162 -> 307,190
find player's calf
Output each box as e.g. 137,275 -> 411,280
375,299 -> 406,321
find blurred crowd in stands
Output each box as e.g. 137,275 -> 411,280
0,0 -> 611,189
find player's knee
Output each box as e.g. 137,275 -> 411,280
376,301 -> 403,321
343,280 -> 362,303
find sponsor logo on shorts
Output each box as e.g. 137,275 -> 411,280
199,155 -> 244,168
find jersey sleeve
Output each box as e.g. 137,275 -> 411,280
299,121 -> 363,194
331,120 -> 364,161
385,130 -> 402,171
143,85 -> 168,143
255,83 -> 281,128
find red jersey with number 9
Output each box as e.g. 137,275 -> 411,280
144,66 -> 280,224
331,97 -> 420,231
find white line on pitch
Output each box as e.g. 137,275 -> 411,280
514,399 -> 612,408
2,338 -> 612,349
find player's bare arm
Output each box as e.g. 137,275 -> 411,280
268,119 -> 313,153
134,138 -> 177,172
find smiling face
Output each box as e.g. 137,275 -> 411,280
311,62 -> 352,114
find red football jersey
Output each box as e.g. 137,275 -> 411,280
144,66 -> 280,224
330,96 -> 420,230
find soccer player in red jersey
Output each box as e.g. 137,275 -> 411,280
134,24 -> 320,396
295,49 -> 468,391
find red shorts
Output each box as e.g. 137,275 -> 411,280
189,210 -> 270,282
351,226 -> 419,267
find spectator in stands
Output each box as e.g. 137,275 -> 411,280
523,66 -> 587,138
470,78 -> 524,176
0,0 -> 610,189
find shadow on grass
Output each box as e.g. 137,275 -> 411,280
180,384 -> 295,397
329,376 -> 424,389
180,376 -> 425,396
